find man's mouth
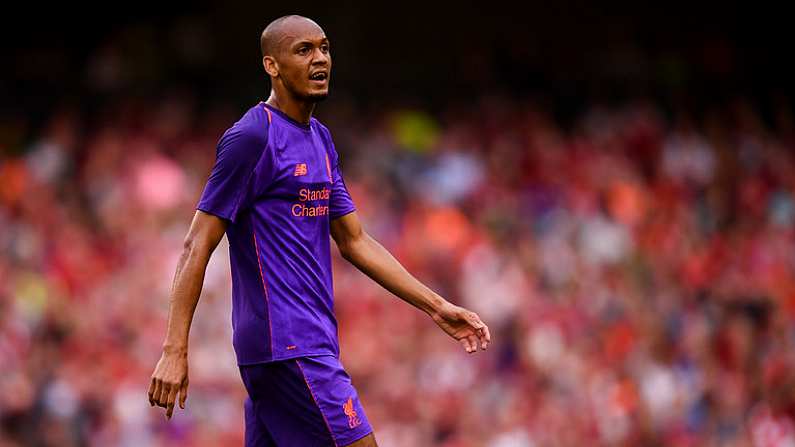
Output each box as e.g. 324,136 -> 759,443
309,71 -> 328,82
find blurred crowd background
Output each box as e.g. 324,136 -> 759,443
3,2 -> 795,446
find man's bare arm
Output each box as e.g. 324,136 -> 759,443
330,212 -> 490,353
148,210 -> 227,419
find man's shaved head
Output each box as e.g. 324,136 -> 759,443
259,15 -> 331,103
260,15 -> 325,58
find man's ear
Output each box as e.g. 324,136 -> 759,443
263,56 -> 279,78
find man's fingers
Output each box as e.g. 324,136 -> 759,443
148,379 -> 157,406
474,324 -> 490,349
481,324 -> 491,349
157,382 -> 170,408
460,337 -> 473,353
179,381 -> 188,409
460,311 -> 491,351
151,379 -> 163,407
166,398 -> 176,419
165,385 -> 179,419
466,334 -> 479,353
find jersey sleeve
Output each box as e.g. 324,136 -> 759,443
197,124 -> 273,222
320,126 -> 357,220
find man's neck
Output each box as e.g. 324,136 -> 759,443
266,91 -> 314,125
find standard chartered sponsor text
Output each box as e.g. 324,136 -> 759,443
292,187 -> 330,217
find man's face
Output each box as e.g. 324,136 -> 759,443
273,25 -> 331,102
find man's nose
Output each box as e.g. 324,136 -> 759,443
311,48 -> 329,65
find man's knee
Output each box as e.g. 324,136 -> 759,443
343,432 -> 377,447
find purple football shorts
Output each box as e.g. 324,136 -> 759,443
239,355 -> 373,446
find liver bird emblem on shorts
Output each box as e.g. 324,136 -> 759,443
343,397 -> 362,429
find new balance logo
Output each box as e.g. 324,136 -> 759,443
343,397 -> 362,429
294,163 -> 308,176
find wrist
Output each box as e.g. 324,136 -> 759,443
426,294 -> 448,318
162,342 -> 188,356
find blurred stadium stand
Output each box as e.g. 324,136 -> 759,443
2,2 -> 795,446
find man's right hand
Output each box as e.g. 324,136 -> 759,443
148,348 -> 189,419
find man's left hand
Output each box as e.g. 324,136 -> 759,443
431,302 -> 491,353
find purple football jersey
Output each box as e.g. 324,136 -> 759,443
197,102 -> 356,365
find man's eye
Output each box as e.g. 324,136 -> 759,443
321,45 -> 330,53
298,47 -> 310,55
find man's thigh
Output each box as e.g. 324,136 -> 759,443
343,432 -> 378,447
244,397 -> 277,447
240,356 -> 373,447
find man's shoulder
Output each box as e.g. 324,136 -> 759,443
310,118 -> 336,155
234,103 -> 270,138
220,104 -> 270,147
310,117 -> 332,137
